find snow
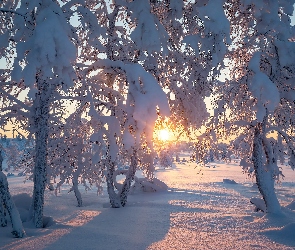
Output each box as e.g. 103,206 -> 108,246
248,52 -> 281,121
250,197 -> 266,212
13,0 -> 77,94
1,155 -> 295,249
262,222 -> 295,247
129,0 -> 169,54
223,178 -> 237,184
250,71 -> 280,120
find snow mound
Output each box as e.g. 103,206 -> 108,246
286,200 -> 295,210
250,197 -> 266,212
42,216 -> 55,228
262,223 -> 295,247
11,193 -> 55,228
223,179 -> 237,184
12,193 -> 32,222
131,177 -> 168,193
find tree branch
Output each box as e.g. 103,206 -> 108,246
0,9 -> 24,17
0,88 -> 30,111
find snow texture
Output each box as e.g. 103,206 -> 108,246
1,156 -> 295,249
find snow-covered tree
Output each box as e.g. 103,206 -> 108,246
4,139 -> 25,171
158,149 -> 173,168
212,0 -> 295,213
68,0 -> 172,207
146,0 -> 231,138
0,0 -> 77,227
75,1 -> 231,194
48,114 -> 104,207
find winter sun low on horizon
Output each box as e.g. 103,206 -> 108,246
1,0 -> 295,249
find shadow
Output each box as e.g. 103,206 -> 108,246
0,191 -> 171,250
0,187 -> 214,250
42,192 -> 172,250
260,211 -> 295,247
2,165 -> 295,250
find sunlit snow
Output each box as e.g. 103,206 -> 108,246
1,152 -> 295,249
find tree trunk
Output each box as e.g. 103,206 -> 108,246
277,134 -> 285,165
252,122 -> 281,214
30,80 -> 50,228
0,152 -> 7,227
0,199 -> 7,227
72,170 -> 82,207
106,159 -> 121,208
0,171 -> 25,237
119,150 -> 137,207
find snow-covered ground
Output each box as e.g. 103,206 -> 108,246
1,153 -> 295,250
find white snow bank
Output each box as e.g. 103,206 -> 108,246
113,170 -> 168,193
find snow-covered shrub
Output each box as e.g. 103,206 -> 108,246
131,176 -> 168,193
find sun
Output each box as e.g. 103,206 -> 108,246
158,129 -> 171,141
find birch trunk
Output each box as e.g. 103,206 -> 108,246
0,171 -> 25,237
71,168 -> 82,207
252,121 -> 281,214
106,158 -> 121,208
119,150 -> 137,207
31,80 -> 50,228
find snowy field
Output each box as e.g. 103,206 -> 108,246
1,153 -> 295,250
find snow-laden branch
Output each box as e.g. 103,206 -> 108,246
266,126 -> 295,170
266,126 -> 294,144
0,88 -> 30,111
0,8 -> 24,17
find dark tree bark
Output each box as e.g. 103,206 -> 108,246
106,158 -> 121,208
119,150 -> 138,207
30,80 -> 50,228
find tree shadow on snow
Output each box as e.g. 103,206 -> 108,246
40,192 -> 173,250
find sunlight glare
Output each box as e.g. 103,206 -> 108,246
158,129 -> 171,141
